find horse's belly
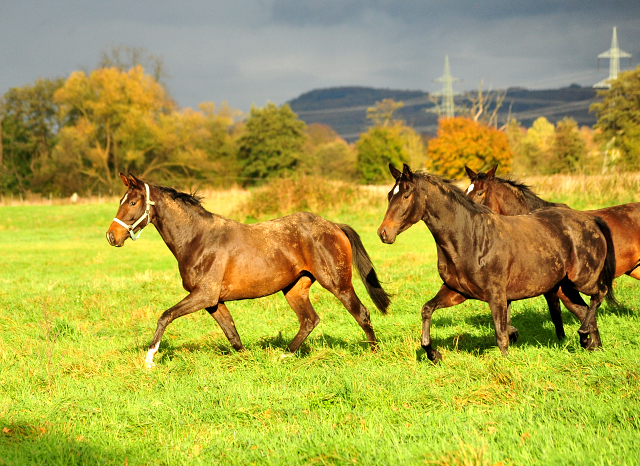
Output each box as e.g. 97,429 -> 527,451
219,264 -> 300,301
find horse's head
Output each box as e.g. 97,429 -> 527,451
378,163 -> 423,244
106,173 -> 155,247
464,165 -> 498,210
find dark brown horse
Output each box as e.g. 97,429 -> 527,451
378,164 -> 616,362
106,174 -> 390,369
465,165 -> 631,338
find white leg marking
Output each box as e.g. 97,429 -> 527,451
145,342 -> 160,370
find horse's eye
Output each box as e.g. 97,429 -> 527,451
477,190 -> 486,197
403,193 -> 410,200
130,201 -> 137,206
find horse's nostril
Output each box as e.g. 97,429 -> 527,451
107,231 -> 115,245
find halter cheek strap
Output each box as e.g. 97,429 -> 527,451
113,183 -> 155,241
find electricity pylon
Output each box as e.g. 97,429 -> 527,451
594,26 -> 631,89
433,55 -> 460,118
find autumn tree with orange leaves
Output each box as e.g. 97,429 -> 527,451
426,116 -> 512,179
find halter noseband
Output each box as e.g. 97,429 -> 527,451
112,183 -> 155,241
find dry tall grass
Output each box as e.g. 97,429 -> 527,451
520,172 -> 640,208
4,172 -> 639,214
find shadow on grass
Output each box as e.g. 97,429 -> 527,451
0,424 -> 134,466
410,303 -> 594,361
134,331 -> 369,364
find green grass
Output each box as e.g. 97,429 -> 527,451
1,198 -> 639,465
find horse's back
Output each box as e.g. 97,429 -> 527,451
587,202 -> 640,277
529,208 -> 607,290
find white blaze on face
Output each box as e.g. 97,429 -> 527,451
120,193 -> 129,205
466,183 -> 475,194
393,185 -> 400,195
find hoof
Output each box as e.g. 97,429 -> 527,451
145,361 -> 156,371
555,329 -> 566,340
578,331 -> 590,349
280,353 -> 295,359
509,327 -> 519,344
422,345 -> 442,363
585,337 -> 602,351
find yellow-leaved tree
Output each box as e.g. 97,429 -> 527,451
53,66 -> 240,193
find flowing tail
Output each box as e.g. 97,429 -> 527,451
338,224 -> 391,314
595,217 -> 618,307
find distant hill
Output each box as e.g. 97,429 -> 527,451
288,84 -> 600,142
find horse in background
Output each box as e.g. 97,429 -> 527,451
465,165 -> 631,338
378,164 -> 616,362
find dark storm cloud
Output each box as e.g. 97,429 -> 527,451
0,1 -> 639,113
271,0 -> 640,26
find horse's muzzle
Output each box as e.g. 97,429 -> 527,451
106,225 -> 126,247
377,225 -> 396,244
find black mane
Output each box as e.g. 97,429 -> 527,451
413,171 -> 493,214
155,185 -> 214,218
495,176 -> 561,210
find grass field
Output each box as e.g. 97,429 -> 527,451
1,182 -> 639,465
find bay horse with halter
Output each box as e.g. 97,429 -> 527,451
465,165 -> 630,339
378,164 -> 616,362
106,174 -> 390,369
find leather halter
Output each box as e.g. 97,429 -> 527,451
112,183 -> 155,241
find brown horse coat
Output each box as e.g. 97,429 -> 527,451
107,174 -> 389,368
465,165 -> 628,339
378,164 -> 615,362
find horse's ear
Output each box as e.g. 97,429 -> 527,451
465,166 -> 477,179
402,163 -> 413,181
486,165 -> 498,180
119,173 -> 130,187
128,173 -> 140,188
389,163 -> 402,181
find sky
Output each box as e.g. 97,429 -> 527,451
1,1 -> 639,114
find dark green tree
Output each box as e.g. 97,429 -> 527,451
0,78 -> 65,193
550,117 -> 587,173
591,65 -> 640,170
356,124 -> 413,184
236,103 -> 307,185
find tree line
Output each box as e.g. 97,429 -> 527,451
1,59 -> 639,195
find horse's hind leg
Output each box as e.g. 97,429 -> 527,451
283,275 -> 320,353
544,292 -> 566,340
488,294 -> 511,356
207,303 -> 244,352
578,287 -> 605,351
333,286 -> 378,351
559,280 -> 600,349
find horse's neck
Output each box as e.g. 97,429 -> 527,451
495,182 -> 552,215
151,195 -> 215,261
419,183 -> 484,246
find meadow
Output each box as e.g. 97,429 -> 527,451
0,174 -> 639,465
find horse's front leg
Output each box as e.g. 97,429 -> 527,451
421,284 -> 466,363
146,286 -> 219,369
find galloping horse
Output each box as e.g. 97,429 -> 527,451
378,164 -> 616,362
465,165 -> 630,338
106,174 -> 390,368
